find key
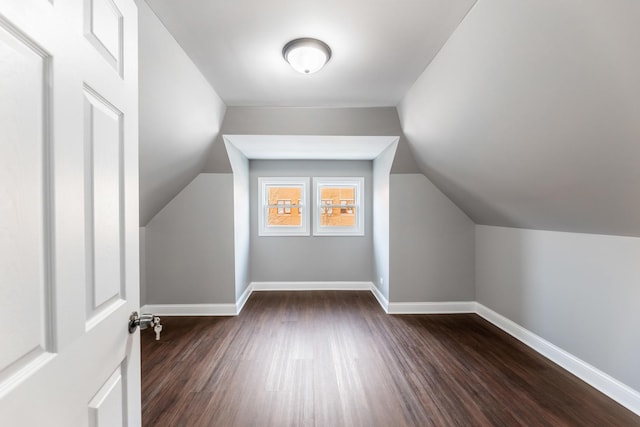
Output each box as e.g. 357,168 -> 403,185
154,323 -> 163,341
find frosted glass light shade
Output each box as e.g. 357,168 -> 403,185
283,38 -> 331,74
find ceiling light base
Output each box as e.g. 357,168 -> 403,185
283,38 -> 332,74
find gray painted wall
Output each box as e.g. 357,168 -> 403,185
138,0 -> 226,225
476,225 -> 640,391
250,160 -> 373,283
389,174 -> 475,302
145,174 -> 236,304
205,107 -> 418,174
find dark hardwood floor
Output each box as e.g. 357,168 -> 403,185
141,291 -> 639,426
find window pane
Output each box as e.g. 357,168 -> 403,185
319,186 -> 356,227
268,186 -> 302,226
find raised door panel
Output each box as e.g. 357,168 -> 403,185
84,87 -> 125,327
84,0 -> 123,74
88,366 -> 125,426
0,17 -> 53,393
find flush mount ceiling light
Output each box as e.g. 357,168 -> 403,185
282,38 -> 332,74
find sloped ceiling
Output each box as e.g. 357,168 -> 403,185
138,1 -> 226,225
140,0 -> 639,237
398,0 -> 640,237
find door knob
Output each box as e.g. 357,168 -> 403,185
128,311 -> 163,340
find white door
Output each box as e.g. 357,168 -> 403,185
0,0 -> 140,425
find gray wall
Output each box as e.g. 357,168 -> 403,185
205,107 -> 418,174
250,160 -> 373,283
476,225 -> 640,391
389,174 -> 475,302
145,174 -> 236,304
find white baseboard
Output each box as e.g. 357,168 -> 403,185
142,293 -> 640,415
235,285 -> 253,313
142,282 -> 374,317
369,284 -> 389,313
250,281 -> 374,291
141,303 -> 237,316
388,301 -> 475,314
476,303 -> 640,416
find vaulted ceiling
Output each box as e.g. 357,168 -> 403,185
145,0 -> 476,106
140,0 -> 640,237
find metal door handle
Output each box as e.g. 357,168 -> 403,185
128,311 -> 163,340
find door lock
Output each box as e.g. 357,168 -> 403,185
128,311 -> 162,340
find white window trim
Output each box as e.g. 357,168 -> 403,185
313,177 -> 364,236
258,177 -> 310,236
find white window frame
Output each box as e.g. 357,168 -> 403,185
313,177 -> 364,236
259,177 -> 309,236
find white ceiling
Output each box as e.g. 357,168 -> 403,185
145,0 -> 476,107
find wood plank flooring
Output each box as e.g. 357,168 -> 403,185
141,291 -> 640,426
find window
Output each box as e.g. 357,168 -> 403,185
276,199 -> 291,215
340,199 -> 354,215
259,177 -> 309,236
313,177 -> 364,236
321,199 -> 333,215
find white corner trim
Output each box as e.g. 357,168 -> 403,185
250,281 -> 374,291
369,284 -> 389,313
388,301 -> 475,314
236,285 -> 253,314
475,303 -> 640,416
141,303 -> 237,316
